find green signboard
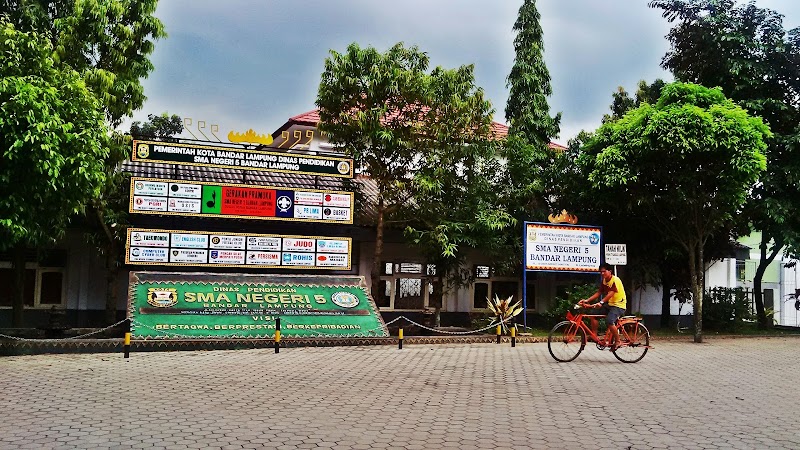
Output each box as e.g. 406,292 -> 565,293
132,140 -> 354,178
128,272 -> 388,339
129,177 -> 354,224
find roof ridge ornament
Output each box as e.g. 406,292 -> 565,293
228,128 -> 274,145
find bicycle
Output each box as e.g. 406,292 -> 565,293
547,305 -> 651,363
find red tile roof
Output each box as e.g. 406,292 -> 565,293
286,109 -> 566,149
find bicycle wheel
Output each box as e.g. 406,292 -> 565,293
548,321 -> 586,362
613,322 -> 649,363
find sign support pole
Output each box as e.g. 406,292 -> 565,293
523,229 -> 528,330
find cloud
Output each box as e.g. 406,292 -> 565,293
122,0 -> 800,145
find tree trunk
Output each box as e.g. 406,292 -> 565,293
104,244 -> 120,324
431,275 -> 443,328
660,272 -> 672,329
371,198 -> 386,304
753,235 -> 780,329
11,243 -> 26,327
689,243 -> 704,343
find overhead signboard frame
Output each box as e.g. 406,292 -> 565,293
129,177 -> 354,224
126,227 -> 352,270
131,139 -> 354,178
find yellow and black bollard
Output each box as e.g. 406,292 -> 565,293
398,327 -> 404,350
511,326 -> 516,348
123,332 -> 131,359
274,317 -> 281,354
496,325 -> 501,344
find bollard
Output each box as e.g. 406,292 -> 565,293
511,326 -> 516,348
398,327 -> 403,350
123,332 -> 131,359
496,325 -> 501,344
274,317 -> 281,354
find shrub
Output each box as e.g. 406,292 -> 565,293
543,283 -> 598,325
703,287 -> 755,331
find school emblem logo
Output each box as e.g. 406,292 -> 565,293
136,143 -> 150,159
331,291 -> 359,308
589,233 -> 600,245
146,288 -> 178,308
337,161 -> 351,175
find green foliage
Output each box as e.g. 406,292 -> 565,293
0,20 -> 109,250
317,42 -> 512,291
543,283 -> 598,323
582,82 -> 769,342
584,82 -> 768,221
651,0 -> 800,328
702,287 -> 756,332
505,0 -> 561,143
130,112 -> 183,138
603,79 -> 667,123
1,0 -> 166,126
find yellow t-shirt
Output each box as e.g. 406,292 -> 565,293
603,275 -> 627,309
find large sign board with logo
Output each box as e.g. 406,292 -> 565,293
524,222 -> 602,272
129,177 -> 353,224
126,228 -> 351,270
128,272 -> 389,339
131,139 -> 354,178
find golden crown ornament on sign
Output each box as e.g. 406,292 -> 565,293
548,210 -> 579,224
228,129 -> 274,145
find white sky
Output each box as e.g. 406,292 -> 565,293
121,0 -> 800,145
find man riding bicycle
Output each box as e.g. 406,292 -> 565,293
579,262 -> 627,350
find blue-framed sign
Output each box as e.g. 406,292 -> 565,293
522,221 -> 602,327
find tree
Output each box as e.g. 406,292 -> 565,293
317,42 -> 504,302
498,0 -> 563,281
131,112 -> 183,138
0,20 -> 109,325
1,0 -> 166,126
2,1 -> 165,325
603,79 -> 667,123
581,82 -> 768,342
505,0 -> 561,144
403,137 -> 514,317
650,0 -> 800,328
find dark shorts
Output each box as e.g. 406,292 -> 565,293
605,306 -> 626,326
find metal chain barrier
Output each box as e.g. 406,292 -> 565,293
1,315 -> 516,342
275,315 -> 513,338
0,317 -> 130,342
390,315 -> 512,335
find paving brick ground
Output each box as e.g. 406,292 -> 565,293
1,337 -> 799,449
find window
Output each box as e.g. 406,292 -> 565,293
493,281 -> 519,302
394,278 -> 424,309
473,282 -> 489,309
736,260 -> 746,282
0,267 -> 65,308
471,265 -> 519,311
378,261 -> 436,310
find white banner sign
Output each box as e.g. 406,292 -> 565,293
132,196 -> 168,212
524,223 -> 602,272
125,228 -> 351,270
604,244 -> 627,265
